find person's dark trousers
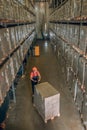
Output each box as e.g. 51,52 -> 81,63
31,81 -> 38,95
31,81 -> 38,103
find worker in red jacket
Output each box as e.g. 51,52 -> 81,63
30,67 -> 41,96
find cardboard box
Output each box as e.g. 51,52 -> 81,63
34,82 -> 60,123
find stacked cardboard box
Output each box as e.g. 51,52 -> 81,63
34,82 -> 60,123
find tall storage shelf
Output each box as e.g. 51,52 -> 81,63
49,0 -> 87,128
0,0 -> 36,105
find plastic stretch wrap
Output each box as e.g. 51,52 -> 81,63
34,82 -> 60,123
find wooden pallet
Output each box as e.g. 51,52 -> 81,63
44,114 -> 60,123
33,103 -> 60,123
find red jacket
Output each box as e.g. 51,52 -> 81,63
30,71 -> 40,79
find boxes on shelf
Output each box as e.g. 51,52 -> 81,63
34,82 -> 60,123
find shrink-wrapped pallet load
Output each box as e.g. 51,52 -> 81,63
34,82 -> 60,123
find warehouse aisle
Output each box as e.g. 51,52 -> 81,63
6,40 -> 83,130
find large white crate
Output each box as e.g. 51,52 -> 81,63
34,82 -> 60,123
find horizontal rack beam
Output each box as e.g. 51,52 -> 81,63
0,21 -> 35,29
50,21 -> 87,26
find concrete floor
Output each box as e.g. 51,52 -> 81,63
6,40 -> 83,130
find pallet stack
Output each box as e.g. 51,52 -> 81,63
34,82 -> 60,123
